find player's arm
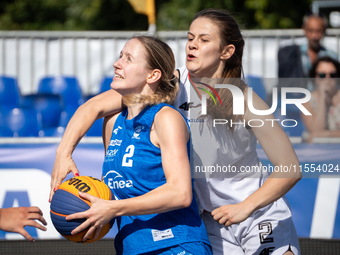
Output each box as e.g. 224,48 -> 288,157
66,107 -> 192,241
212,89 -> 302,226
49,89 -> 124,201
0,207 -> 47,242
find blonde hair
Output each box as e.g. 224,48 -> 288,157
122,36 -> 179,106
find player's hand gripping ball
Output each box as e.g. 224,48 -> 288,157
50,176 -> 115,243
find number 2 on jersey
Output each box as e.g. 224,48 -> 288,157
122,145 -> 135,167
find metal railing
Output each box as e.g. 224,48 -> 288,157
1,29 -> 340,95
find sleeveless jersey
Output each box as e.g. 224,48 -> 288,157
175,65 -> 289,211
102,103 -> 210,255
175,66 -> 299,254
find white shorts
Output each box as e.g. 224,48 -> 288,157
201,197 -> 300,255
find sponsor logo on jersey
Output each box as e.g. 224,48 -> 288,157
103,170 -> 122,179
132,125 -> 145,139
152,229 -> 174,242
109,139 -> 122,147
103,170 -> 133,189
259,247 -> 275,255
113,126 -> 122,135
106,149 -> 118,157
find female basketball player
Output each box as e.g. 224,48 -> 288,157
50,9 -> 301,255
64,36 -> 212,255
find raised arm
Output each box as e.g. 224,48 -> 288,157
66,107 -> 192,241
212,89 -> 302,226
49,89 -> 124,201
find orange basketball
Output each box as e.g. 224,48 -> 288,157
50,176 -> 115,243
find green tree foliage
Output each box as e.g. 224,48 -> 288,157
0,0 -> 148,30
0,0 -> 313,30
244,0 -> 313,28
157,0 -> 313,30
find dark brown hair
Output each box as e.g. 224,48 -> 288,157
193,9 -> 247,130
192,9 -> 245,79
309,56 -> 340,78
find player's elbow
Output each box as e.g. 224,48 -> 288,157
178,189 -> 192,208
295,171 -> 303,182
289,170 -> 302,187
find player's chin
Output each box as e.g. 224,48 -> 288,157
186,63 -> 200,75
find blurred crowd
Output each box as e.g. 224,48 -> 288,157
278,11 -> 340,142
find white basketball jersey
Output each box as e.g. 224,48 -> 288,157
175,66 -> 299,255
175,66 -> 267,211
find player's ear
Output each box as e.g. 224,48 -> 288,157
221,44 -> 235,60
147,69 -> 162,84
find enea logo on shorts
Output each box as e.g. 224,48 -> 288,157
189,77 -> 312,129
103,170 -> 133,189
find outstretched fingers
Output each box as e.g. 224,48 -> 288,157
18,229 -> 35,243
49,157 -> 80,202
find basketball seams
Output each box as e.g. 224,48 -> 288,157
50,209 -> 68,217
51,176 -> 114,243
82,176 -> 101,198
82,176 -> 111,200
58,187 -> 91,207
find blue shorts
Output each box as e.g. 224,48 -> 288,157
142,242 -> 212,255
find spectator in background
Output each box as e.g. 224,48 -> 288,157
278,12 -> 338,82
301,56 -> 340,142
0,206 -> 47,242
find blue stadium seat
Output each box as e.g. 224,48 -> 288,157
40,126 -> 65,137
246,75 -> 267,101
0,76 -> 21,109
99,77 -> 113,93
86,118 -> 104,137
274,92 -> 306,136
59,108 -> 77,128
58,109 -> 103,136
37,76 -> 84,110
20,93 -> 63,129
0,126 -> 14,137
0,108 -> 42,137
274,107 -> 306,137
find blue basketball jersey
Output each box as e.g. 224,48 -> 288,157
102,103 -> 210,255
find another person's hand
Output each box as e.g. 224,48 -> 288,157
317,79 -> 337,105
66,192 -> 114,242
0,207 -> 47,242
211,202 -> 252,227
49,154 -> 79,202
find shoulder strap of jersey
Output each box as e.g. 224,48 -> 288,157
176,68 -> 181,83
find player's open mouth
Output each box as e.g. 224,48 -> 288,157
115,74 -> 124,79
187,54 -> 196,60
